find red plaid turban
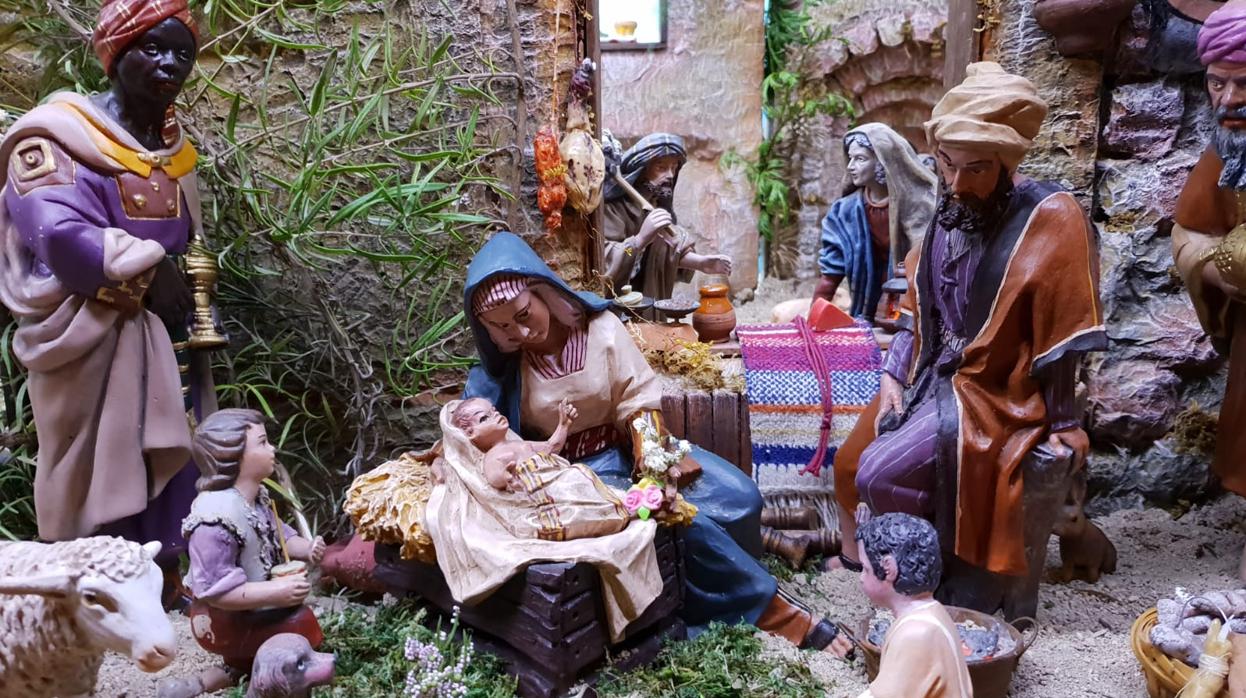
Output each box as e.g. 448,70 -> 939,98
93,0 -> 199,75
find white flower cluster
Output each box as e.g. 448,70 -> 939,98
402,606 -> 474,697
632,417 -> 691,478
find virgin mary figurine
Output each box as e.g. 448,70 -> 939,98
462,232 -> 850,653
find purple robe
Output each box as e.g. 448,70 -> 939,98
0,92 -> 213,557
4,155 -> 205,558
859,203 -> 1080,515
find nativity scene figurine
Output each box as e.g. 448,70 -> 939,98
855,509 -> 972,698
0,0 -> 223,608
602,133 -> 733,302
160,409 -> 326,698
1171,0 -> 1246,580
832,63 -> 1109,590
816,123 -> 937,322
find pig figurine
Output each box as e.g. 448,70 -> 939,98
1052,473 -> 1117,583
246,634 -> 335,698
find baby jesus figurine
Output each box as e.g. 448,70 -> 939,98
160,408 -> 328,698
856,507 -> 972,698
427,398 -> 671,642
449,397 -> 630,540
455,396 -> 578,492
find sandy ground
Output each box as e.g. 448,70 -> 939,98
734,276 -> 818,325
780,495 -> 1246,697
93,496 -> 1246,697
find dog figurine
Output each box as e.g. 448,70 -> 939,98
1052,473 -> 1117,583
246,633 -> 335,698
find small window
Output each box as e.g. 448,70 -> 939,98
599,0 -> 666,50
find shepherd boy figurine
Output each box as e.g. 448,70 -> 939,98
159,408 -> 327,698
856,507 -> 972,698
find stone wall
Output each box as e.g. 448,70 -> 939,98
780,0 -> 948,279
600,0 -> 764,294
977,0 -> 1228,507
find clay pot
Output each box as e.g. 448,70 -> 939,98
319,535 -> 388,595
1033,0 -> 1138,57
692,282 -> 736,343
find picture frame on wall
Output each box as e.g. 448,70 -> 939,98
599,0 -> 667,51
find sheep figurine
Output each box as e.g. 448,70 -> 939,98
0,536 -> 177,697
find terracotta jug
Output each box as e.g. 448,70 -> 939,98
1032,0 -> 1137,57
692,282 -> 736,343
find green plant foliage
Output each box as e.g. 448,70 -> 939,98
597,622 -> 826,697
0,0 -> 518,537
762,553 -> 825,583
0,325 -> 35,541
723,0 -> 853,244
230,600 -> 517,696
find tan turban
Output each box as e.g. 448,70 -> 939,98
924,62 -> 1049,171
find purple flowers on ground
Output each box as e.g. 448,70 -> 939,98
403,606 -> 473,697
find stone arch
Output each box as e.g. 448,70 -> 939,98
818,10 -> 948,153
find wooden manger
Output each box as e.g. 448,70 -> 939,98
373,527 -> 687,698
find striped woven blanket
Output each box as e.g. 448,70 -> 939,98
736,321 -> 882,524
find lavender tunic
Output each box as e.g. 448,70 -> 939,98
4,137 -> 200,559
186,519 -> 299,600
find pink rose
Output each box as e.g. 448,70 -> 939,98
641,485 -> 664,511
623,488 -> 644,513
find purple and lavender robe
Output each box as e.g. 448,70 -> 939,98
0,91 -> 216,556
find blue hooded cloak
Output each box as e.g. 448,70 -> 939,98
463,232 -> 776,634
819,192 -> 885,319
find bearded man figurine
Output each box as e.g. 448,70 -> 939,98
0,0 -> 217,604
829,63 -> 1108,588
1172,0 -> 1246,579
602,133 -> 733,301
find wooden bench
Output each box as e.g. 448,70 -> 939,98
935,442 -> 1078,620
373,527 -> 686,698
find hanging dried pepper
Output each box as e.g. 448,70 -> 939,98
535,125 -> 568,233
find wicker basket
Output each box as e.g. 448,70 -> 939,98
1130,607 -> 1229,698
855,606 -> 1036,698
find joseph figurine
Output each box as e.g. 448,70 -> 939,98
830,63 -> 1108,577
1172,1 -> 1246,579
602,133 -> 732,300
0,0 -> 216,597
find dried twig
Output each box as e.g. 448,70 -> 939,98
45,0 -> 89,40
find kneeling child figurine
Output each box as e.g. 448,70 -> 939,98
857,508 -> 972,698
159,409 -> 327,698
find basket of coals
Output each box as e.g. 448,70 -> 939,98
857,605 -> 1036,698
1132,588 -> 1246,698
